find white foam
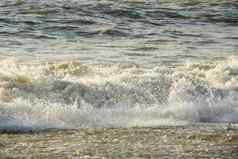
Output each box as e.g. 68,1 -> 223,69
0,57 -> 238,131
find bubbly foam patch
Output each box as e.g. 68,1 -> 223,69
0,57 -> 238,131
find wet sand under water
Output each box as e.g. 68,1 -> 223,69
0,124 -> 237,159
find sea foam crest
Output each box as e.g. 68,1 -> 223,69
0,57 -> 238,131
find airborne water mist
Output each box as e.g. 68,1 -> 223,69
0,57 -> 238,131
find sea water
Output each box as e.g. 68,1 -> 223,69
0,0 -> 238,131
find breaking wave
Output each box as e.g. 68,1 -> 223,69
0,56 -> 238,131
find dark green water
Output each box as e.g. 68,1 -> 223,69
0,0 -> 238,64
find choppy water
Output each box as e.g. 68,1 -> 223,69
0,0 -> 238,131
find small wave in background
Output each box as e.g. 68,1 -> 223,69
0,0 -> 238,64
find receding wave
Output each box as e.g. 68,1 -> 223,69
0,56 -> 238,131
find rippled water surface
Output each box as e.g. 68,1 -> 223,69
1,0 -> 238,64
0,0 -> 238,130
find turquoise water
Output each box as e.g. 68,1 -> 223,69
0,0 -> 238,131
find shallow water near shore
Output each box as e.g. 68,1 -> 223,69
1,123 -> 238,158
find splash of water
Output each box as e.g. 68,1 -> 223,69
0,57 -> 238,131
